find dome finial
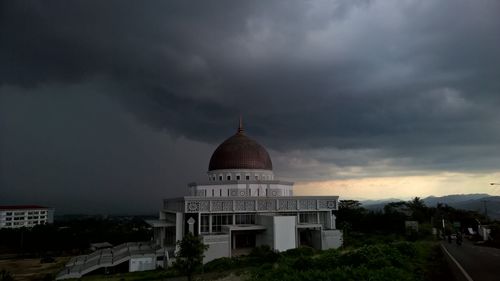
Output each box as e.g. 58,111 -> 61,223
238,114 -> 244,133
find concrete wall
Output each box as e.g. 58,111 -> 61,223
202,234 -> 230,263
256,215 -> 297,252
256,215 -> 275,248
273,216 -> 296,252
175,212 -> 183,251
321,229 -> 343,250
129,255 -> 155,272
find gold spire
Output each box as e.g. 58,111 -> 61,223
237,114 -> 244,133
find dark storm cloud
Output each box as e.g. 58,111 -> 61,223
2,1 -> 500,211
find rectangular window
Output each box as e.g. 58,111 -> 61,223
299,213 -> 318,224
246,175 -> 250,180
237,175 -> 240,180
219,189 -> 222,196
227,175 -> 231,180
201,214 -> 210,233
219,175 -> 223,181
235,213 -> 256,225
211,214 -> 233,232
6,212 -> 12,216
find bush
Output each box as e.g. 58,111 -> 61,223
340,244 -> 406,269
248,242 -> 429,281
282,246 -> 316,257
248,245 -> 279,263
313,249 -> 340,269
204,257 -> 242,272
393,241 -> 417,257
0,270 -> 14,281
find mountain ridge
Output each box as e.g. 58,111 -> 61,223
359,193 -> 500,220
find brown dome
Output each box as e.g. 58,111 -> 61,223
208,124 -> 272,171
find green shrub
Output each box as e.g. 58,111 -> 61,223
248,245 -> 279,263
204,257 -> 241,272
282,246 -> 316,257
393,241 -> 417,257
0,270 -> 14,281
311,248 -> 340,269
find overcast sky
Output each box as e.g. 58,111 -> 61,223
1,1 -> 500,214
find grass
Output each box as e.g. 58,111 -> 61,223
0,234 -> 450,281
0,256 -> 69,281
73,269 -> 244,281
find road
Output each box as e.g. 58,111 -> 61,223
442,239 -> 500,281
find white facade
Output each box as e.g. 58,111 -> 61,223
0,206 -> 53,229
129,256 -> 156,272
56,122 -> 343,279
151,124 -> 343,263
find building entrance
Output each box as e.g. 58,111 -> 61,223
298,228 -> 322,249
232,231 -> 256,249
298,228 -> 314,247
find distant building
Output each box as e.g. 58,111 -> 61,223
0,205 -> 54,229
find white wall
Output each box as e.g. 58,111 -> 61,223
273,216 -> 296,252
321,230 -> 343,250
129,256 -> 155,272
202,234 -> 230,263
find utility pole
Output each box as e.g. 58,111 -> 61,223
482,199 -> 488,219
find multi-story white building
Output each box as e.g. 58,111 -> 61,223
151,121 -> 343,262
56,121 -> 343,279
0,205 -> 54,229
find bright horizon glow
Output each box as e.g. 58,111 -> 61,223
294,171 -> 500,200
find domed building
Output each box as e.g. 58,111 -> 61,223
152,120 -> 343,263
56,121 -> 343,279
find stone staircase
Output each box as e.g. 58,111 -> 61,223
56,242 -> 161,280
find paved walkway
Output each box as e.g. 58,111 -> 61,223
442,239 -> 500,281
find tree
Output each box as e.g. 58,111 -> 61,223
339,200 -> 362,210
0,270 -> 14,281
173,232 -> 209,281
407,197 -> 428,223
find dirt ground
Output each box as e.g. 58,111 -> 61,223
0,256 -> 69,281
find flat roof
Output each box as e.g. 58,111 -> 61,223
223,224 -> 267,231
0,205 -> 49,210
296,223 -> 322,229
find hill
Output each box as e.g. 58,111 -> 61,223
361,194 -> 500,220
